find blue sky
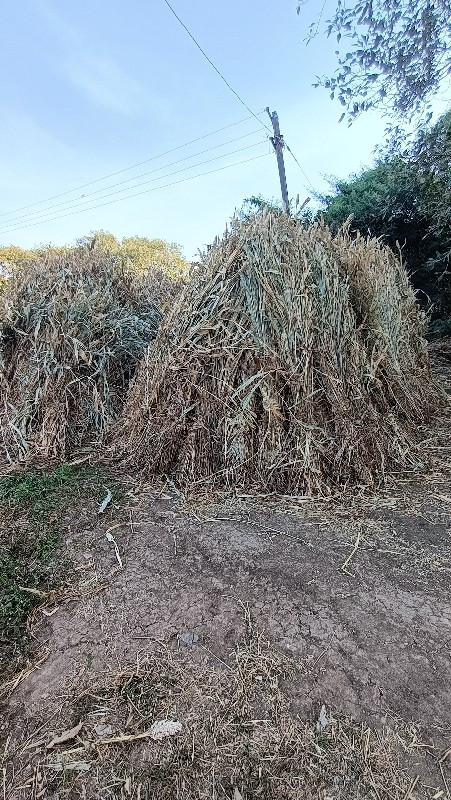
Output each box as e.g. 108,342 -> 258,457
0,0 -> 445,259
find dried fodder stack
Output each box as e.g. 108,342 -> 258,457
112,212 -> 441,494
0,249 -> 167,464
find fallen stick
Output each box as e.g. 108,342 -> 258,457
341,528 -> 362,575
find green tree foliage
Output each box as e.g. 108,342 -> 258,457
320,110 -> 451,332
240,195 -> 314,223
298,0 -> 451,136
0,246 -> 37,293
77,231 -> 189,280
0,245 -> 36,270
0,233 -> 190,284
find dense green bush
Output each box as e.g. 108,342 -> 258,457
320,111 -> 451,335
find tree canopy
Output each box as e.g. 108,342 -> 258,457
0,245 -> 36,268
299,0 -> 451,137
0,232 -> 190,282
320,109 -> 451,332
77,232 -> 190,279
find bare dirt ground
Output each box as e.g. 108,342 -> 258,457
2,348 -> 451,799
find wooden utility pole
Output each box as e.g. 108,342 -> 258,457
266,108 -> 289,213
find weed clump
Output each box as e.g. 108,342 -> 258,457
0,465 -> 101,674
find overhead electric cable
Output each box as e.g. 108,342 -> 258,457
162,0 -> 272,135
284,142 -> 317,193
0,141 -> 267,232
0,114 -> 263,220
0,128 -> 264,229
2,152 -> 271,235
162,1 -> 316,196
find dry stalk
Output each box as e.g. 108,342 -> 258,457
0,249 -> 172,464
111,212 -> 442,494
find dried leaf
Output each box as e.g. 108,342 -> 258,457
93,723 -> 114,737
317,705 -> 329,733
98,489 -> 113,514
96,720 -> 182,745
48,759 -> 91,772
47,721 -> 83,749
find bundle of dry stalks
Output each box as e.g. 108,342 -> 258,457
0,249 -> 171,464
112,211 -> 441,493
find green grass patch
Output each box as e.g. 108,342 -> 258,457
0,464 -> 109,674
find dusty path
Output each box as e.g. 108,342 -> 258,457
10,483 -> 451,740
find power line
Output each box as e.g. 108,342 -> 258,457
2,152 -> 271,235
162,0 -> 271,136
284,142 -> 317,193
0,141 -> 268,233
0,128 -> 264,229
0,114 -> 264,220
162,1 -> 317,202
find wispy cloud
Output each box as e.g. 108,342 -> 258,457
34,0 -> 163,118
65,54 -> 151,116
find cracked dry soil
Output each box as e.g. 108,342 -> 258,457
6,484 -> 451,758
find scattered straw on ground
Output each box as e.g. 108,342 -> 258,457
0,249 -> 172,464
112,211 -> 442,494
4,611 -> 427,800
